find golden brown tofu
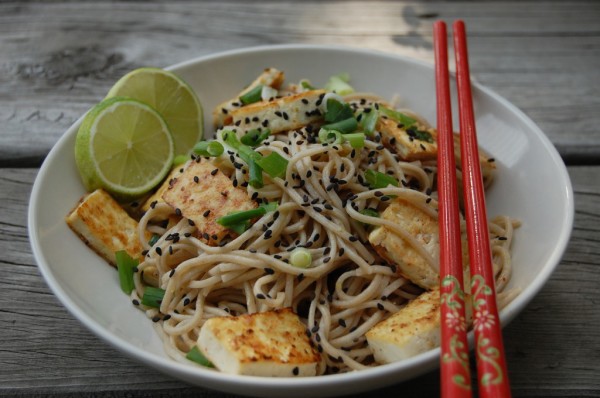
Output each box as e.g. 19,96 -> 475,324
368,198 -> 439,290
213,68 -> 285,127
377,117 -> 438,161
161,159 -> 256,243
141,166 -> 185,212
225,90 -> 326,134
66,189 -> 150,265
198,308 -> 320,376
367,289 -> 440,363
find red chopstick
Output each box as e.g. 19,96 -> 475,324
435,20 -> 512,398
453,20 -> 512,397
434,20 -> 473,398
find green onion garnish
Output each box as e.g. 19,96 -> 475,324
380,107 -> 417,128
216,208 -> 268,227
193,141 -> 224,157
256,152 -> 288,179
240,128 -> 271,147
300,79 -> 316,90
248,158 -> 264,189
413,129 -> 434,143
342,132 -> 366,149
228,221 -> 251,235
222,130 -> 261,164
259,202 -> 279,213
360,109 -> 378,135
324,99 -> 354,123
216,203 -> 277,232
324,73 -> 354,95
318,128 -> 343,144
290,248 -> 312,268
148,234 -> 160,247
364,169 -> 399,189
141,286 -> 165,308
239,85 -> 264,105
186,346 -> 214,367
322,117 -> 358,134
172,154 -> 189,167
115,250 -> 137,294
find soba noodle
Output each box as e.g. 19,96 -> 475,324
130,92 -> 519,374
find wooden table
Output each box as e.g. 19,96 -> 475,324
2,1 -> 599,397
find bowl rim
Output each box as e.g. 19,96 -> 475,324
28,43 -> 574,395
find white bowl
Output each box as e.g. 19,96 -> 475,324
28,44 -> 574,397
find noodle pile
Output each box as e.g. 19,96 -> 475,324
131,94 -> 519,374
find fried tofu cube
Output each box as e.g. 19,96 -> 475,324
367,289 -> 440,363
66,189 -> 149,265
161,159 -> 256,243
141,166 -> 185,212
226,90 -> 326,134
377,117 -> 438,161
213,68 -> 285,127
198,308 -> 321,377
368,198 -> 440,290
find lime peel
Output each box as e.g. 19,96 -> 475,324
75,97 -> 175,200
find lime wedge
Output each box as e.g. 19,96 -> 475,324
106,67 -> 203,156
75,97 -> 174,199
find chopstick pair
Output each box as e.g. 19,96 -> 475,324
434,21 -> 512,398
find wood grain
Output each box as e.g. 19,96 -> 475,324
1,1 -> 599,397
1,166 -> 598,397
1,1 -> 599,166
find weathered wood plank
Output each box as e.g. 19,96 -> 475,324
1,165 -> 598,396
1,1 -> 599,165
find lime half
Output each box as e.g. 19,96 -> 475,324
75,97 -> 174,199
106,67 -> 203,156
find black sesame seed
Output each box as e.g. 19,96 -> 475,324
155,247 -> 162,256
169,269 -> 175,277
152,316 -> 161,323
175,208 -> 182,216
380,196 -> 391,202
264,267 -> 275,275
338,319 -> 347,328
132,299 -> 140,306
163,314 -> 172,321
426,197 -> 432,203
211,168 -> 219,176
256,293 -> 266,300
150,200 -> 158,209
377,303 -> 385,311
184,298 -> 191,306
349,235 -> 358,242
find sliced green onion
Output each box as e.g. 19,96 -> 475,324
256,152 -> 288,179
186,346 -> 214,367
365,169 -> 399,189
148,234 -> 160,247
228,221 -> 251,235
318,128 -> 343,144
359,207 -> 379,225
172,154 -> 189,167
343,132 -> 365,149
413,129 -> 435,143
217,207 -> 267,227
324,73 -> 354,95
380,107 -> 417,128
217,203 -> 277,232
324,99 -> 354,123
141,286 -> 165,308
193,141 -> 224,157
360,109 -> 379,135
300,79 -> 316,90
239,85 -> 264,105
248,158 -> 264,189
115,250 -> 137,294
290,248 -> 312,268
221,130 -> 261,164
240,128 -> 271,147
259,202 -> 278,213
322,117 -> 358,134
